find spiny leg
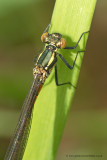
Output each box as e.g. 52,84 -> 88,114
64,31 -> 90,49
55,64 -> 73,86
57,50 -> 85,70
43,23 -> 51,33
55,50 -> 85,87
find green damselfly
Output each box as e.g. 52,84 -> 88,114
4,24 -> 89,160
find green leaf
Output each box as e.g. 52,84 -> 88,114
23,0 -> 97,160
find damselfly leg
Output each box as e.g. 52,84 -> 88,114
43,23 -> 51,33
55,51 -> 85,87
64,31 -> 90,49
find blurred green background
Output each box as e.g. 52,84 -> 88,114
0,0 -> 107,159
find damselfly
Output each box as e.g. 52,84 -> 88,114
4,24 -> 89,160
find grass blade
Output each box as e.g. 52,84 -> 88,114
23,0 -> 97,159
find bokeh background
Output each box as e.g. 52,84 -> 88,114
0,0 -> 107,159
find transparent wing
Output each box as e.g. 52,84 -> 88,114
4,75 -> 43,160
33,46 -> 45,64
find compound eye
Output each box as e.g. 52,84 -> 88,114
41,32 -> 49,42
60,38 -> 66,49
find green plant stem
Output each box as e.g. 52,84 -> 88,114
23,0 -> 97,160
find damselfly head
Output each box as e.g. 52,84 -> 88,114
41,32 -> 66,49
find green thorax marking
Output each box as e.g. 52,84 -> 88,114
36,45 -> 57,73
37,49 -> 53,66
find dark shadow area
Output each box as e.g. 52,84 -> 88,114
53,32 -> 89,157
